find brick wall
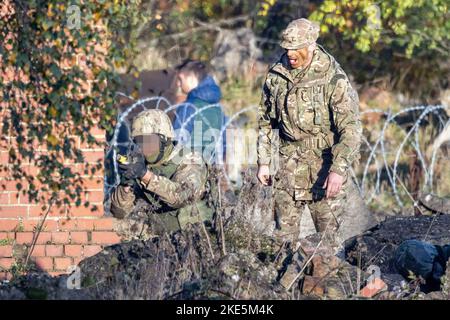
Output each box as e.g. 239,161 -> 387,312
0,128 -> 121,281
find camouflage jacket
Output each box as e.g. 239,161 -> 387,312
257,45 -> 362,198
110,147 -> 210,230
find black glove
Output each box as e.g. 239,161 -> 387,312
120,174 -> 135,187
118,151 -> 147,180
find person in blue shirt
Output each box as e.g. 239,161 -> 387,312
173,60 -> 227,165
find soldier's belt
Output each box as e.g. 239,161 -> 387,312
280,135 -> 331,151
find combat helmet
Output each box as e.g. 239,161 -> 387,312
131,109 -> 175,139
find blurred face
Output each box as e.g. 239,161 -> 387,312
286,46 -> 311,69
177,72 -> 199,94
134,134 -> 161,161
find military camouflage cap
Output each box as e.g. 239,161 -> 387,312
131,109 -> 175,139
280,18 -> 320,50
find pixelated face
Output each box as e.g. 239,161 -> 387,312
177,71 -> 199,94
285,46 -> 310,69
133,134 -> 161,160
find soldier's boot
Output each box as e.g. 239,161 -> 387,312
272,224 -> 301,268
278,249 -> 308,289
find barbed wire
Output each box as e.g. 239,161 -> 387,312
106,97 -> 449,210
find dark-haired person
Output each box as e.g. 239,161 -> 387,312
173,60 -> 227,165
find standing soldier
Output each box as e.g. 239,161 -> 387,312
110,109 -> 213,235
257,18 -> 362,250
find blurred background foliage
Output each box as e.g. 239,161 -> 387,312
134,0 -> 449,101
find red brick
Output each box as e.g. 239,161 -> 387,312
0,193 -> 9,204
93,218 -> 115,231
83,245 -> 102,257
73,219 -> 95,230
58,219 -> 78,231
54,257 -> 73,271
29,245 -> 46,257
59,218 -> 94,231
0,258 -> 14,269
15,232 -> 33,244
18,193 -> 32,204
64,245 -> 83,257
34,232 -> 52,244
73,257 -> 83,265
81,177 -> 103,190
70,164 -> 89,176
70,231 -> 88,244
82,150 -> 104,163
29,205 -> 67,217
0,180 -> 29,192
22,220 -> 58,232
0,232 -> 14,240
9,192 -> 20,204
0,152 -> 9,164
45,245 -> 63,257
80,137 -> 104,149
70,205 -> 103,217
0,246 -> 13,258
34,257 -> 53,271
91,232 -> 120,245
0,206 -> 28,217
89,126 -> 105,136
0,220 -> 19,231
360,278 -> 388,298
87,191 -> 104,203
51,232 -> 70,244
17,231 -> 52,245
22,165 -> 40,176
83,163 -> 104,176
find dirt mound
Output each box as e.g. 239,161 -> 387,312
344,214 -> 450,293
0,224 -> 287,300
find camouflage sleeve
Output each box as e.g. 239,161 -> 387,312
257,74 -> 275,166
140,152 -> 207,208
110,185 -> 136,219
327,69 -> 362,176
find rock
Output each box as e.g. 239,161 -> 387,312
422,291 -> 446,300
379,273 -> 407,292
296,180 -> 377,243
223,169 -> 278,257
442,259 -> 450,299
299,233 -> 336,257
311,255 -> 341,278
302,276 -> 324,296
337,180 -> 378,243
419,193 -> 450,214
301,257 -> 368,299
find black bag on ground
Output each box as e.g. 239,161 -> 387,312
394,239 -> 450,289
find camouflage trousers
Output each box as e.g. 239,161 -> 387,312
272,187 -> 346,248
